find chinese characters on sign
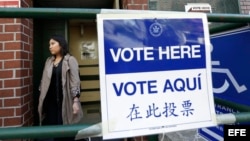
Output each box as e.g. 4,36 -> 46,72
127,100 -> 194,121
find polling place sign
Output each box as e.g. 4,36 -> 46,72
97,13 -> 217,139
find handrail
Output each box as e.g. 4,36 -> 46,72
0,8 -> 250,23
0,112 -> 250,140
0,7 -> 99,19
0,123 -> 101,140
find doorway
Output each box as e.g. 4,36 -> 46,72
33,0 -> 120,125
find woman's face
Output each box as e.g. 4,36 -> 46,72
49,39 -> 61,55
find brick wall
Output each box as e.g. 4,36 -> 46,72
0,0 -> 33,140
122,0 -> 148,10
239,0 -> 250,14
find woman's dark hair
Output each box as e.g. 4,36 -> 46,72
50,34 -> 69,56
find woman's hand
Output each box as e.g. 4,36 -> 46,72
73,97 -> 80,114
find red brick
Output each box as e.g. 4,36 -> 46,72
23,25 -> 30,35
0,52 -> 14,60
24,111 -> 33,126
15,18 -> 21,24
29,53 -> 33,60
0,1 -> 19,7
4,98 -> 22,107
21,19 -> 29,27
0,33 -> 14,41
15,69 -> 28,77
16,51 -> 29,59
0,118 -> 2,126
0,80 -> 2,88
23,43 -> 31,52
0,99 -> 2,107
15,32 -> 21,41
29,69 -> 33,76
21,34 -> 29,43
0,43 -> 3,50
15,107 -> 22,116
29,21 -> 33,28
15,86 -> 28,96
24,110 -> 32,122
23,60 -> 31,68
0,25 -> 3,32
4,116 -> 22,126
0,70 -> 13,78
24,114 -> 33,126
0,108 -> 14,117
16,103 -> 28,116
4,79 -> 22,88
24,77 -> 31,85
126,0 -> 133,4
127,4 -> 144,10
23,94 -> 32,104
22,0 -> 33,7
0,89 -> 14,97
21,2 -> 27,8
134,0 -> 148,4
4,42 -> 21,50
0,18 -> 14,24
143,4 -> 148,10
5,24 -> 22,32
4,60 -> 22,69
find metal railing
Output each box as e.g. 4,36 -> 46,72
0,7 -> 250,140
0,7 -> 250,22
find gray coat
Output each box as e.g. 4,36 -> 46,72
38,54 -> 83,125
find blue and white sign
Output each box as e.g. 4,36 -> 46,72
97,13 -> 217,139
198,26 -> 250,141
211,27 -> 249,105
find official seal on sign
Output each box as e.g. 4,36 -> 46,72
149,22 -> 163,37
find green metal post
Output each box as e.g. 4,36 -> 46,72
209,23 -> 248,34
0,123 -> 101,140
215,97 -> 250,112
1,112 -> 250,140
216,112 -> 250,124
0,8 -> 250,23
207,13 -> 250,23
0,8 -> 100,19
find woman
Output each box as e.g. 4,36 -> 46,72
38,35 -> 83,141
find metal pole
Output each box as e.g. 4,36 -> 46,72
0,123 -> 101,140
209,23 -> 248,34
207,13 -> 250,23
216,112 -> 250,124
0,8 -> 250,23
0,8 -> 99,19
1,111 -> 250,140
215,97 -> 250,112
